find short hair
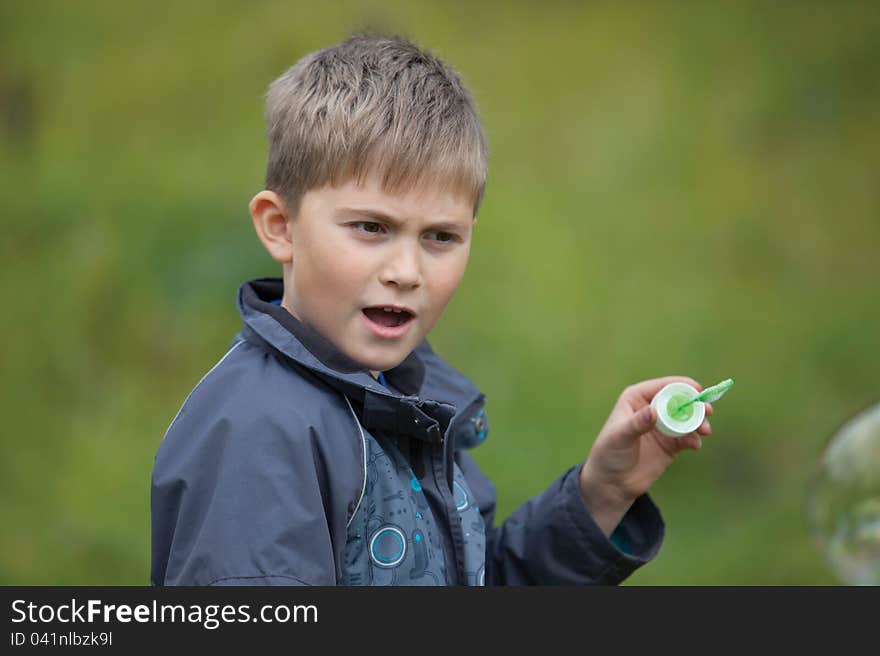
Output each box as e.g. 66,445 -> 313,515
263,33 -> 488,217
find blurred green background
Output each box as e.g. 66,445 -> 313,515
2,0 -> 878,585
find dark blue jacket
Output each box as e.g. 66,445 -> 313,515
151,278 -> 664,585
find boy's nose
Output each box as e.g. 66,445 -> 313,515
378,243 -> 423,289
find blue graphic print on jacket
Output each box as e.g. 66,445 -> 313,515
341,413 -> 487,586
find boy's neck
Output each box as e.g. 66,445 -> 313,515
370,370 -> 380,380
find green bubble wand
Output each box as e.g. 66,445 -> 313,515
673,378 -> 735,416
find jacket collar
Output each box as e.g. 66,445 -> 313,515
240,278 -> 425,394
236,278 -> 483,444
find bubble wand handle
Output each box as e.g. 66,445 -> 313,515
674,378 -> 734,413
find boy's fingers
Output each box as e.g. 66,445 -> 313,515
705,402 -> 714,416
684,434 -> 703,450
697,419 -> 712,435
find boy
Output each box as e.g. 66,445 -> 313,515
151,34 -> 713,586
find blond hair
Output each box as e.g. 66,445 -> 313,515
263,33 -> 488,217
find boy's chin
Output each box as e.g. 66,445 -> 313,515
360,356 -> 407,374
352,346 -> 413,374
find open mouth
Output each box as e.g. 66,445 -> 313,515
362,307 -> 414,328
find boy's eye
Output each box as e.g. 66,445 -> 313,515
352,221 -> 385,234
427,231 -> 457,244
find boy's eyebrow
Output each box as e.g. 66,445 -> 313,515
335,207 -> 470,232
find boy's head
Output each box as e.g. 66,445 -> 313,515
249,34 -> 488,377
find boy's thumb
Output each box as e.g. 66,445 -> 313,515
613,406 -> 656,443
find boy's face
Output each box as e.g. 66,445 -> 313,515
281,175 -> 475,376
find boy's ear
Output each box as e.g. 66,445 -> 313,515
249,190 -> 293,264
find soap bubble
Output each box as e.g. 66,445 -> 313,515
805,402 -> 880,585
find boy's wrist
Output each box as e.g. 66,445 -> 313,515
577,462 -> 637,538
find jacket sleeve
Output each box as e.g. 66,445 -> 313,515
151,384 -> 351,586
457,452 -> 665,585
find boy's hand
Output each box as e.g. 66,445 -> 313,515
577,376 -> 714,537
